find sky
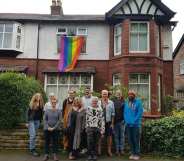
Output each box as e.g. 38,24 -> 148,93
0,0 -> 183,49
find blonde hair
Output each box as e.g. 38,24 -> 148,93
29,93 -> 44,109
73,97 -> 82,108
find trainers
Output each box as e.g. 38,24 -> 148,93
30,149 -> 40,157
129,155 -> 134,160
53,153 -> 59,161
133,155 -> 140,160
93,155 -> 97,161
87,155 -> 93,161
43,154 -> 49,161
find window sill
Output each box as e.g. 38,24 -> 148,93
0,49 -> 23,57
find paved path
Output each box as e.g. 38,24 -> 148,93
0,150 -> 183,161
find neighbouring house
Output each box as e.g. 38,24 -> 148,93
0,0 -> 177,116
173,34 -> 184,99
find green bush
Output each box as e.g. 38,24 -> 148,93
163,95 -> 174,115
0,72 -> 46,129
142,116 -> 184,156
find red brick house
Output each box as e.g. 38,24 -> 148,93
173,34 -> 184,99
0,0 -> 176,116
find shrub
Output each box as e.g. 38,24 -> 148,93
142,116 -> 184,156
163,95 -> 174,115
0,72 -> 46,129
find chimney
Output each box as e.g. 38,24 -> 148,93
50,0 -> 63,15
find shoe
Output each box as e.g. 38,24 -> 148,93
107,151 -> 112,157
53,153 -> 59,161
69,154 -> 76,160
133,155 -> 140,160
129,155 -> 134,160
120,150 -> 124,155
115,150 -> 120,156
43,154 -> 49,161
87,155 -> 93,161
30,149 -> 40,157
93,155 -> 97,161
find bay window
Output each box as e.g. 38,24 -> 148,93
129,73 -> 150,111
0,22 -> 23,51
130,22 -> 149,52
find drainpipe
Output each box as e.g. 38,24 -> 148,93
35,23 -> 40,80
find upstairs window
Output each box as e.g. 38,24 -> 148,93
0,23 -> 23,51
57,27 -> 87,54
114,24 -> 122,56
130,22 -> 149,52
180,60 -> 184,75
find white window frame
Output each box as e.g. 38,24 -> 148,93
129,21 -> 150,53
44,73 -> 93,98
56,27 -> 88,54
157,75 -> 161,112
113,73 -> 121,86
0,22 -> 23,52
180,61 -> 184,75
129,73 -> 151,111
114,24 -> 122,56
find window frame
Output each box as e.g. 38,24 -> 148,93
112,73 -> 121,86
114,23 -> 122,56
56,27 -> 87,54
180,61 -> 184,75
44,73 -> 93,100
129,21 -> 150,53
129,73 -> 151,111
0,22 -> 23,51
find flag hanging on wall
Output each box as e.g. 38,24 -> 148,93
58,36 -> 84,72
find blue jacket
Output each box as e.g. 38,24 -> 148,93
124,98 -> 143,127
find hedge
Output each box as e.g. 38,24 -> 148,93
142,115 -> 184,156
0,72 -> 46,129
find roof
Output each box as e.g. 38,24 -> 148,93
106,0 -> 175,19
0,65 -> 28,72
43,66 -> 96,74
0,13 -> 105,22
173,34 -> 184,58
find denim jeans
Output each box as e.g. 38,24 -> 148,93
28,120 -> 40,150
114,121 -> 125,151
44,130 -> 59,154
126,126 -> 141,155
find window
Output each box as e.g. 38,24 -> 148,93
0,23 -> 23,51
130,22 -> 149,52
129,73 -> 150,111
113,73 -> 121,86
157,75 -> 161,112
57,27 -> 87,54
180,60 -> 184,75
114,24 -> 122,55
44,74 -> 93,103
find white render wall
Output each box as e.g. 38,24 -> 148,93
17,23 -> 38,59
18,22 -> 110,60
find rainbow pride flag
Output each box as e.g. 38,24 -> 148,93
58,36 -> 84,72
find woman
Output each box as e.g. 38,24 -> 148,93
43,96 -> 62,161
26,93 -> 44,156
67,97 -> 85,160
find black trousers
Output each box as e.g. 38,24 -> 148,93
86,127 -> 100,156
44,130 -> 59,154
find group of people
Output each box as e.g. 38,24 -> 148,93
26,87 -> 143,161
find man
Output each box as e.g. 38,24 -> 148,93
124,90 -> 143,160
81,86 -> 93,109
112,90 -> 125,156
99,90 -> 115,157
62,89 -> 75,151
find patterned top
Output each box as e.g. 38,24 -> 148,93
86,105 -> 105,134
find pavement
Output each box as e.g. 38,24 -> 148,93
0,150 -> 183,161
